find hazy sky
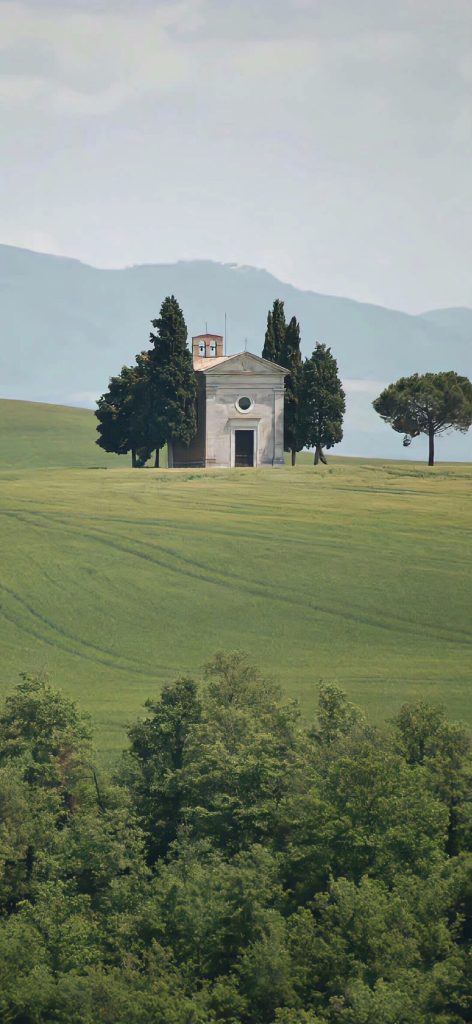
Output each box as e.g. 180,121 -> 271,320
1,0 -> 471,312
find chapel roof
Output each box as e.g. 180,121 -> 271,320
192,355 -> 230,371
193,351 -> 287,374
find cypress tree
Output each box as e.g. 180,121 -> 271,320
96,361 -> 151,467
300,343 -> 345,464
96,296 -> 196,468
282,315 -> 303,465
147,295 -> 197,466
273,299 -> 287,364
262,300 -> 286,363
262,310 -> 276,361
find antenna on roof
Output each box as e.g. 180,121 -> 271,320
244,337 -> 248,351
224,312 -> 227,355
205,321 -> 208,334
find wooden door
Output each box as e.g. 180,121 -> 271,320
234,430 -> 254,467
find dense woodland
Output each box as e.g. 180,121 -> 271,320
1,653 -> 470,1023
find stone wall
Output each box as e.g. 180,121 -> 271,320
204,371 -> 285,467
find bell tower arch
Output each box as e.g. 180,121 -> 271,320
192,333 -> 224,360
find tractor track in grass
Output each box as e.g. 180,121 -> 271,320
4,508 -> 472,650
0,582 -> 177,679
1,506 -> 326,549
5,503 -> 468,554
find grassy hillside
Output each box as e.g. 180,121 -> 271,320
1,446 -> 471,760
0,399 -> 126,469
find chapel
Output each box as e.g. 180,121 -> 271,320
171,333 -> 286,469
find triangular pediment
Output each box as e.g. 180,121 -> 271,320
201,351 -> 287,376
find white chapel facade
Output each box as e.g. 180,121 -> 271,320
171,333 -> 286,469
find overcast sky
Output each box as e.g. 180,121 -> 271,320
1,0 -> 471,312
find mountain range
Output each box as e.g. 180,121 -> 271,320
1,244 -> 471,460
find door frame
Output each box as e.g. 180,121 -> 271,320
234,428 -> 255,468
229,420 -> 258,468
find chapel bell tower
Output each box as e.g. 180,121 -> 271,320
192,333 -> 224,360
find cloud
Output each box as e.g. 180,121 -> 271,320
232,37 -> 319,77
1,0 -> 471,312
0,73 -> 48,102
343,379 -> 385,395
1,0 -> 469,137
0,0 -> 204,113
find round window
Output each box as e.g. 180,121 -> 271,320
236,396 -> 252,412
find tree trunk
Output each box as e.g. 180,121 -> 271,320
154,448 -> 160,468
314,445 -> 327,465
131,449 -> 137,468
291,449 -> 296,466
428,429 -> 435,466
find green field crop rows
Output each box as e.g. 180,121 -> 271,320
0,411 -> 470,761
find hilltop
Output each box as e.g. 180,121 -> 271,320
1,244 -> 471,460
0,398 -> 124,469
1,400 -> 470,759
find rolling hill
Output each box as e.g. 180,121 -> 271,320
0,398 -> 123,469
1,244 -> 471,461
0,401 -> 471,761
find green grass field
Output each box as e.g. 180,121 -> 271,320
0,398 -> 124,469
0,399 -> 471,760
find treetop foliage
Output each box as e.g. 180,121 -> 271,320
96,294 -> 197,466
300,343 -> 346,464
95,359 -> 152,465
263,300 -> 287,364
95,292 -> 471,470
282,316 -> 304,458
1,656 -> 470,1023
373,371 -> 472,465
262,302 -> 345,464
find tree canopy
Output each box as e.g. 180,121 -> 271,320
96,295 -> 197,467
262,306 -> 346,465
1,658 -> 471,1023
262,301 -> 306,464
282,316 -> 303,464
147,295 -> 197,465
262,299 -> 287,363
300,343 -> 346,463
95,359 -> 152,466
373,371 -> 472,465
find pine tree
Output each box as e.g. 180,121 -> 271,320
282,316 -> 303,465
373,371 -> 472,466
300,343 -> 345,464
147,295 -> 197,466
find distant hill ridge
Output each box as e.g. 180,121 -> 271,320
1,244 -> 471,459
